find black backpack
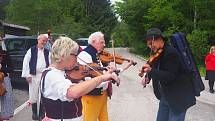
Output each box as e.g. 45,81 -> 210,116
170,32 -> 205,96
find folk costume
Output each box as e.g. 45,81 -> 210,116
77,45 -> 109,121
22,45 -> 50,120
40,67 -> 82,121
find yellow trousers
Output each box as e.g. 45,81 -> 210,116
82,91 -> 108,121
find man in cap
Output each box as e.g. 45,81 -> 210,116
141,28 -> 196,121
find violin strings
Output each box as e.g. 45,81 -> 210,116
77,57 -> 102,76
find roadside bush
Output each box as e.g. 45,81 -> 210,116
186,30 -> 209,64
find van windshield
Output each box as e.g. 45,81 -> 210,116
5,38 -> 37,54
76,40 -> 88,46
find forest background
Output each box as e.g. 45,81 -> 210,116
1,0 -> 215,75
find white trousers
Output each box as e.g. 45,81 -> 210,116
29,73 -> 42,103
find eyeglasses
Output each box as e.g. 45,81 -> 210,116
70,53 -> 78,57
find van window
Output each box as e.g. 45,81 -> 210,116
6,39 -> 25,51
76,38 -> 88,49
76,40 -> 88,46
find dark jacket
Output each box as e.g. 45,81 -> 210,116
148,43 -> 196,114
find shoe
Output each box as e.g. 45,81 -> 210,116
209,89 -> 215,93
32,113 -> 38,120
32,103 -> 38,120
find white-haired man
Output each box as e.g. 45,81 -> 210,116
78,31 -> 111,121
22,34 -> 50,120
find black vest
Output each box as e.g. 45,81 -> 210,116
83,45 -> 103,95
83,44 -> 99,63
29,46 -> 49,75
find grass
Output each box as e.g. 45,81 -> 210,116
198,65 -> 206,77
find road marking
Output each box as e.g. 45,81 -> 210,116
14,101 -> 31,115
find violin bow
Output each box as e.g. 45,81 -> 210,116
111,36 -> 117,70
143,36 -> 154,88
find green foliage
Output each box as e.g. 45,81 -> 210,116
4,0 -> 117,42
129,39 -> 148,56
3,0 -> 215,64
114,0 -> 215,64
115,0 -> 152,40
112,22 -> 134,47
198,64 -> 206,77
187,30 -> 210,64
144,0 -> 185,32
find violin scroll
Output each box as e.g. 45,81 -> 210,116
139,49 -> 163,77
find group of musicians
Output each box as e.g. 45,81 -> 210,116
1,28 -> 197,121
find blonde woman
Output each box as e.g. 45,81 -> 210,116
205,46 -> 215,93
40,36 -> 120,121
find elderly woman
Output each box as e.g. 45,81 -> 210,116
40,37 -> 120,121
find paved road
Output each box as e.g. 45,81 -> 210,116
10,48 -> 215,121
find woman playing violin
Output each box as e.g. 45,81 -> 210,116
40,36 -> 120,121
140,28 -> 196,121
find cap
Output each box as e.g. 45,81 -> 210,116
146,28 -> 163,41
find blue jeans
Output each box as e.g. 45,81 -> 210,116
156,97 -> 186,121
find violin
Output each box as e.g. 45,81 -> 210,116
65,63 -> 105,82
139,49 -> 163,77
99,50 -> 137,65
66,63 -> 120,84
66,63 -> 120,82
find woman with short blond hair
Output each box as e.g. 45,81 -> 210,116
40,36 -> 120,121
205,45 -> 215,93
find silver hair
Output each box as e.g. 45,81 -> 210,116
37,34 -> 48,40
51,36 -> 79,63
88,31 -> 104,44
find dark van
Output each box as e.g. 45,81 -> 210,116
1,36 -> 37,83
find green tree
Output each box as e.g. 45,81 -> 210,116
115,0 -> 152,40
5,0 -> 117,42
0,0 -> 10,19
5,0 -> 62,34
82,0 -> 117,43
187,30 -> 209,64
114,0 -> 215,63
144,0 -> 184,36
114,0 -> 152,55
